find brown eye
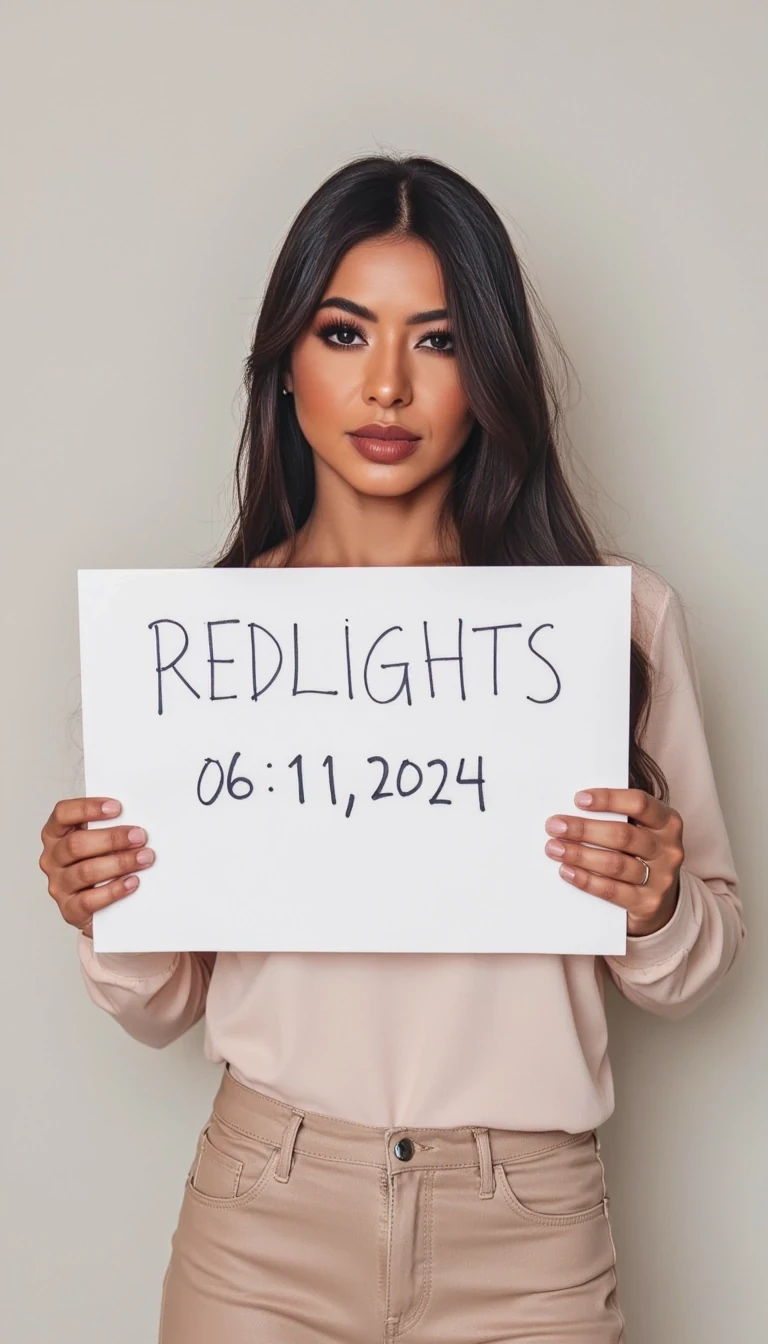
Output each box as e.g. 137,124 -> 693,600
317,319 -> 367,348
418,330 -> 455,355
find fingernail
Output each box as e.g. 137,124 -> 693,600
560,865 -> 576,880
546,818 -> 568,835
136,848 -> 154,866
546,840 -> 566,857
575,792 -> 593,807
124,876 -> 139,891
102,800 -> 120,816
127,827 -> 146,845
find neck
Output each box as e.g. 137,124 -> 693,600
291,459 -> 461,568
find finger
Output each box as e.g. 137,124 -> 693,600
545,838 -> 651,887
51,824 -> 147,871
571,788 -> 670,832
56,845 -> 155,896
43,797 -> 122,841
61,873 -> 142,932
545,815 -> 656,859
556,863 -> 638,911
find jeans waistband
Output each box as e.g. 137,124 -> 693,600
214,1063 -> 591,1192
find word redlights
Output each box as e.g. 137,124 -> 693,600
148,616 -> 562,715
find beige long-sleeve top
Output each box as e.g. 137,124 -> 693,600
76,560 -> 746,1131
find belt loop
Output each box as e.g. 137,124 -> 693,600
273,1110 -> 304,1184
472,1127 -> 495,1199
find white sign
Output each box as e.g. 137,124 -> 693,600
77,565 -> 631,955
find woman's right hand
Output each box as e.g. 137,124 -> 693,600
39,797 -> 155,938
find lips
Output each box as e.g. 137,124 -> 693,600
350,423 -> 421,440
347,422 -> 422,464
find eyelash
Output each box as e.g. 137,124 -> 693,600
315,317 -> 455,356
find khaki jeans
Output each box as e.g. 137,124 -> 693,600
159,1064 -> 626,1342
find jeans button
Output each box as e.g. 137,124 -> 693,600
393,1137 -> 415,1162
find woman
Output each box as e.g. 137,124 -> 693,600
39,154 -> 745,1342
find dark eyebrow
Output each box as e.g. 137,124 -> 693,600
315,296 -> 449,325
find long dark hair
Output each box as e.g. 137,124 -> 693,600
213,152 -> 668,801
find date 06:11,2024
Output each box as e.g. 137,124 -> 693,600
195,752 -> 487,817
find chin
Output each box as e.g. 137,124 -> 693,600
345,464 -> 431,498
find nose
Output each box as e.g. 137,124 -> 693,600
362,334 -> 413,408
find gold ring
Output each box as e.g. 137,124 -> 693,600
638,859 -> 651,887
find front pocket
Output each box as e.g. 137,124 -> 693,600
494,1131 -> 608,1227
185,1112 -> 280,1209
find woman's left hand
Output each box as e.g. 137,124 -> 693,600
544,788 -> 685,936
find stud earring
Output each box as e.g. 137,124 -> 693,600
282,386 -> 290,396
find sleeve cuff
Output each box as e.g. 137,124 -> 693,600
77,930 -> 180,981
608,867 -> 700,971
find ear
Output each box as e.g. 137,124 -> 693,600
283,370 -> 294,395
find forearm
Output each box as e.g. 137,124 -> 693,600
77,933 -> 215,1047
603,865 -> 745,1018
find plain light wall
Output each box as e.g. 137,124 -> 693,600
2,2 -> 765,1340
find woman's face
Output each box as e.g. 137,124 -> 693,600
283,236 -> 475,498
